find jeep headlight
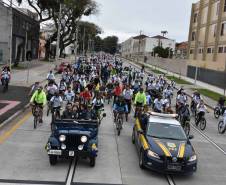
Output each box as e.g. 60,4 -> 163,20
81,136 -> 88,143
188,154 -> 197,162
147,150 -> 160,159
59,135 -> 66,142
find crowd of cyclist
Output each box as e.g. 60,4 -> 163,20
27,53 -> 226,133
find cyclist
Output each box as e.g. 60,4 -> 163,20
176,90 -> 188,113
64,86 -> 75,103
196,99 -> 208,126
180,104 -> 190,127
1,67 -> 10,87
134,88 -> 146,117
123,85 -> 133,114
46,82 -> 58,102
29,81 -> 40,97
153,96 -> 164,113
30,86 -> 47,123
92,94 -> 104,117
47,70 -> 55,82
163,85 -> 173,104
113,95 -> 128,122
50,91 -> 63,119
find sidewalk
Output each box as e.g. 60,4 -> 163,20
123,57 -> 218,109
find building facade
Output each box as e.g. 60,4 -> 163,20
175,42 -> 188,59
187,0 -> 226,88
0,2 -> 39,65
121,34 -> 175,58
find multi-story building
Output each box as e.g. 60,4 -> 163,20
187,0 -> 226,88
121,34 -> 175,58
0,2 -> 39,65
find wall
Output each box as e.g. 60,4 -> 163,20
0,4 -> 11,64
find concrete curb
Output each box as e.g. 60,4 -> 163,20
122,57 -> 214,110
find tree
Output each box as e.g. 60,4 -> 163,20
17,0 -> 98,59
153,46 -> 171,58
102,36 -> 119,54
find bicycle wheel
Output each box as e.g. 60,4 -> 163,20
34,116 -> 37,129
184,123 -> 190,136
47,106 -> 50,116
214,108 -> 221,119
199,118 -> 206,131
218,121 -> 226,134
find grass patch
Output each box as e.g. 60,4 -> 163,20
166,76 -> 191,85
150,68 -> 165,74
192,88 -> 224,102
11,65 -> 27,70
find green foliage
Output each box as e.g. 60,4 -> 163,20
153,46 -> 172,58
102,36 -> 119,54
166,76 -> 191,85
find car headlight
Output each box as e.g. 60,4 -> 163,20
188,154 -> 197,162
81,136 -> 88,143
59,135 -> 66,142
61,144 -> 66,150
147,150 -> 160,159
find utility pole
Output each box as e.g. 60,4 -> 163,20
74,25 -> 79,62
8,0 -> 13,70
82,27 -> 86,56
56,3 -> 62,62
138,30 -> 142,54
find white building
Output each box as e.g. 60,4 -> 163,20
121,34 -> 176,57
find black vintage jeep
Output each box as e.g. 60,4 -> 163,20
46,117 -> 105,167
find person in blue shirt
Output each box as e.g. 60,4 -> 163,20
113,96 -> 128,122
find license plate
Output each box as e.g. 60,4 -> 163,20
167,165 -> 182,171
48,150 -> 62,155
69,151 -> 74,156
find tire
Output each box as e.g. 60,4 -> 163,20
132,128 -> 135,144
184,123 -> 190,136
34,117 -> 37,129
214,108 -> 221,119
90,157 -> 96,167
47,106 -> 50,117
218,121 -> 226,134
199,118 -> 206,131
139,150 -> 145,169
49,155 -> 57,165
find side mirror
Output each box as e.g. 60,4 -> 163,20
103,113 -> 107,117
188,135 -> 194,140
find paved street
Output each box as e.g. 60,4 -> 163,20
0,59 -> 226,185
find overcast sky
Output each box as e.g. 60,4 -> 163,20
4,0 -> 199,43
83,0 -> 199,43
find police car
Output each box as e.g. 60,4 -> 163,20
132,112 -> 197,174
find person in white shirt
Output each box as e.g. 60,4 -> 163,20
50,92 -> 63,118
153,96 -> 164,113
47,70 -> 55,82
196,100 -> 208,126
123,85 -> 133,113
64,87 -> 75,103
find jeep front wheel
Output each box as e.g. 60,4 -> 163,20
49,155 -> 57,165
90,157 -> 96,167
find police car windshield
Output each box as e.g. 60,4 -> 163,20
147,122 -> 187,141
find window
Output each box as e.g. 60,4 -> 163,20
191,32 -> 196,41
193,13 -> 198,23
214,25 -> 217,37
207,48 -> 212,53
218,46 -> 224,53
224,0 -> 226,12
221,23 -> 226,36
199,48 -> 203,54
190,49 -> 193,54
217,3 -> 220,15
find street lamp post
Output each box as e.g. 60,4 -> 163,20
56,2 -> 62,62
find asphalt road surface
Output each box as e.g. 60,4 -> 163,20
0,85 -> 30,124
0,59 -> 226,185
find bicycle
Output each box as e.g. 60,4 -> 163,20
32,104 -> 42,129
195,112 -> 207,131
218,119 -> 226,134
190,101 -> 197,117
1,78 -> 9,93
180,116 -> 191,136
214,105 -> 223,119
115,111 -> 124,136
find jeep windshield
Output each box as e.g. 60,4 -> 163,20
147,122 -> 187,141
